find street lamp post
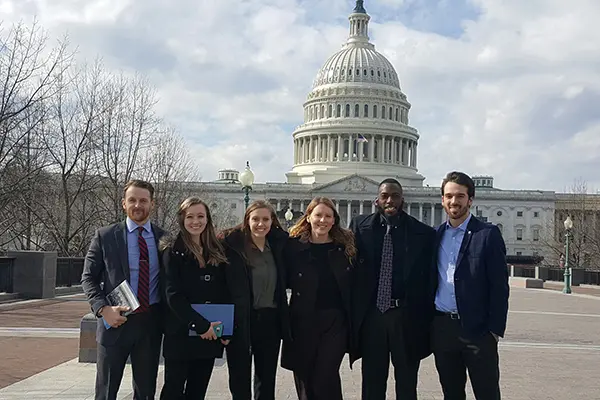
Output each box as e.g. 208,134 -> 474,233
284,208 -> 294,230
563,215 -> 573,294
239,161 -> 255,210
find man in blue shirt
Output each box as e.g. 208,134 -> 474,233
82,180 -> 165,400
432,172 -> 509,400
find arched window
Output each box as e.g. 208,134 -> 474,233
373,105 -> 378,118
364,104 -> 369,117
395,108 -> 399,121
354,104 -> 359,117
336,104 -> 341,117
321,105 -> 325,119
309,107 -> 313,121
381,106 -> 386,119
389,107 -> 393,120
345,104 -> 350,117
328,104 -> 333,118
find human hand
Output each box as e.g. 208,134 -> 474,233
220,339 -> 230,346
200,321 -> 222,340
100,306 -> 129,328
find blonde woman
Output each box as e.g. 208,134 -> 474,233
282,197 -> 358,400
160,197 -> 231,399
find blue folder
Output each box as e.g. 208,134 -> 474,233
189,303 -> 235,336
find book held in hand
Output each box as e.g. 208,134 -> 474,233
189,304 -> 235,337
102,280 -> 140,329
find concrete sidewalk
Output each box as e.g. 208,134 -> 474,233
0,288 -> 599,399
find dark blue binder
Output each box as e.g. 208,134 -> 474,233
189,304 -> 235,336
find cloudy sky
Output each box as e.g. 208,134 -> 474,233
3,0 -> 599,191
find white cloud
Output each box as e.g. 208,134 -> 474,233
3,0 -> 600,191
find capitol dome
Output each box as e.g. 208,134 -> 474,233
286,0 -> 424,186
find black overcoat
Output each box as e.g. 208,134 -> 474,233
280,237 -> 359,374
220,227 -> 292,347
161,234 -> 231,360
349,212 -> 436,362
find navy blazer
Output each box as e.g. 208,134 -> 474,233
434,216 -> 509,339
81,221 -> 165,345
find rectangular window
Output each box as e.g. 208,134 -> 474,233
517,211 -> 523,217
533,229 -> 539,241
534,211 -> 539,218
516,229 -> 523,241
516,251 -> 522,256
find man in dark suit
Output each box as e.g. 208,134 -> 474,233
81,179 -> 165,400
350,178 -> 436,400
432,171 -> 509,400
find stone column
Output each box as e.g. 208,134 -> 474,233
300,201 -> 305,212
309,136 -> 314,162
419,203 -> 423,222
337,134 -> 342,161
413,142 -> 418,167
431,204 -> 435,226
379,137 -> 385,162
407,203 -> 412,217
348,134 -> 354,161
371,201 -> 376,213
277,200 -> 281,211
358,141 -> 364,162
346,200 -> 352,224
335,200 -> 340,212
327,135 -> 332,162
359,201 -> 364,215
391,138 -> 396,164
369,134 -> 375,162
402,139 -> 408,165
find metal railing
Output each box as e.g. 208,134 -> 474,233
0,257 -> 15,293
56,257 -> 85,287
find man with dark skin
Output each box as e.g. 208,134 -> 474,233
350,178 -> 436,400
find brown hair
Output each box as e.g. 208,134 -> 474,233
123,179 -> 155,200
222,200 -> 283,241
177,197 -> 228,267
289,197 -> 356,260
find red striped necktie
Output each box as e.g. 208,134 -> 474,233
137,226 -> 150,313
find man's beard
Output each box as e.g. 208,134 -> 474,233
376,202 -> 403,224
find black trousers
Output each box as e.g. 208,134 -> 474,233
360,306 -> 420,400
432,315 -> 501,400
160,357 -> 215,399
95,308 -> 162,400
227,308 -> 281,400
293,309 -> 348,400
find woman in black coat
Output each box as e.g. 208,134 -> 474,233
160,197 -> 231,400
282,197 -> 358,400
220,200 -> 291,400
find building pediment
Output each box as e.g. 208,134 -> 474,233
312,174 -> 379,194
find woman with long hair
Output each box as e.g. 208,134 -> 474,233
282,197 -> 358,400
160,197 -> 231,399
220,200 -> 291,400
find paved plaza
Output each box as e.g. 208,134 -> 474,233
0,286 -> 599,399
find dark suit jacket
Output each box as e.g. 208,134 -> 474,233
350,212 -> 436,362
433,216 -> 510,339
281,237 -> 358,372
161,234 -> 231,359
81,221 -> 166,345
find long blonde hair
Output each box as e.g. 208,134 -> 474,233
177,197 -> 228,267
289,197 -> 356,260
